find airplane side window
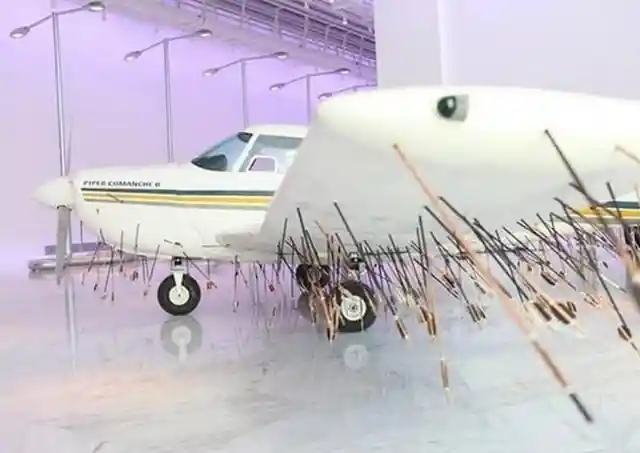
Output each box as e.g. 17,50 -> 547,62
247,156 -> 277,172
242,135 -> 302,174
191,132 -> 253,171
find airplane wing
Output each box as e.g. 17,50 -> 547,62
218,118 -> 445,257
218,118 -> 543,258
221,89 -> 640,259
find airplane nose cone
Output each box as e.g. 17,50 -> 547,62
32,176 -> 75,209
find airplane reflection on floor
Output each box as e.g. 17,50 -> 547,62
160,315 -> 204,361
54,268 -> 373,371
12,262 -> 640,452
296,292 -> 370,370
63,274 -> 78,372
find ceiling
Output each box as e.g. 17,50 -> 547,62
314,0 -> 374,23
94,0 -> 377,78
170,0 -> 376,69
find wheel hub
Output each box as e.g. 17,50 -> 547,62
343,344 -> 369,370
171,325 -> 193,346
168,285 -> 190,306
340,293 -> 367,322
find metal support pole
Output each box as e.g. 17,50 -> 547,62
162,39 -> 175,163
304,74 -> 312,123
52,11 -> 73,260
240,59 -> 249,128
436,0 -> 453,84
52,13 -> 67,177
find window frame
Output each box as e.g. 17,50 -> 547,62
238,134 -> 302,174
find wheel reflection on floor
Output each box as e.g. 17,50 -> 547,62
296,293 -> 370,371
160,315 -> 203,361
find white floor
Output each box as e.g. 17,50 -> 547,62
3,259 -> 640,453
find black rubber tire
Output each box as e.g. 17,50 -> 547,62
160,315 -> 203,357
157,274 -> 202,316
332,279 -> 377,333
295,264 -> 331,291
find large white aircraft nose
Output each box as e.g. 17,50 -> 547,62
32,176 -> 75,209
317,90 -> 383,131
315,88 -> 420,150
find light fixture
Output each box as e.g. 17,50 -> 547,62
85,1 -> 106,12
123,50 -> 142,61
9,26 -> 30,39
10,2 -> 106,39
318,92 -> 332,100
335,67 -> 350,75
202,67 -> 219,77
195,28 -> 213,38
269,83 -> 285,91
272,51 -> 288,60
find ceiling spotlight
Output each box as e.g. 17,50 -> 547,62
85,1 -> 106,12
195,28 -> 213,38
269,83 -> 285,92
335,67 -> 350,75
272,51 -> 288,60
318,92 -> 332,100
9,26 -> 30,39
124,50 -> 142,61
202,68 -> 219,77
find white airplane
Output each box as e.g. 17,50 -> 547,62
32,85 -> 640,332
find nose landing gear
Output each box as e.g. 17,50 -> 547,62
157,257 -> 202,316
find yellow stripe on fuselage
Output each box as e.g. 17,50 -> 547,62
81,190 -> 273,209
574,207 -> 640,221
84,194 -> 271,204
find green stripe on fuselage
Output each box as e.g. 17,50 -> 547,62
601,200 -> 640,210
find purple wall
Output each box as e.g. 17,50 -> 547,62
1,0 -> 366,263
439,0 -> 640,97
374,0 -> 442,87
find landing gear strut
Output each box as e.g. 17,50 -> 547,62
157,257 -> 202,316
294,263 -> 377,333
295,264 -> 331,291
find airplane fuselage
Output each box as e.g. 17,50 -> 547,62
74,164 -> 282,261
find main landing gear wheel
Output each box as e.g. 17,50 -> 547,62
333,279 -> 377,333
157,273 -> 202,316
295,264 -> 331,291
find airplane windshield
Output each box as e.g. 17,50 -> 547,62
191,132 -> 253,171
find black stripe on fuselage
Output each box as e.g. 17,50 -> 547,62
80,187 -> 276,196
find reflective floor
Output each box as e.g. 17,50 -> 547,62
3,260 -> 640,452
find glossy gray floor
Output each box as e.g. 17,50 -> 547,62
3,260 -> 640,453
